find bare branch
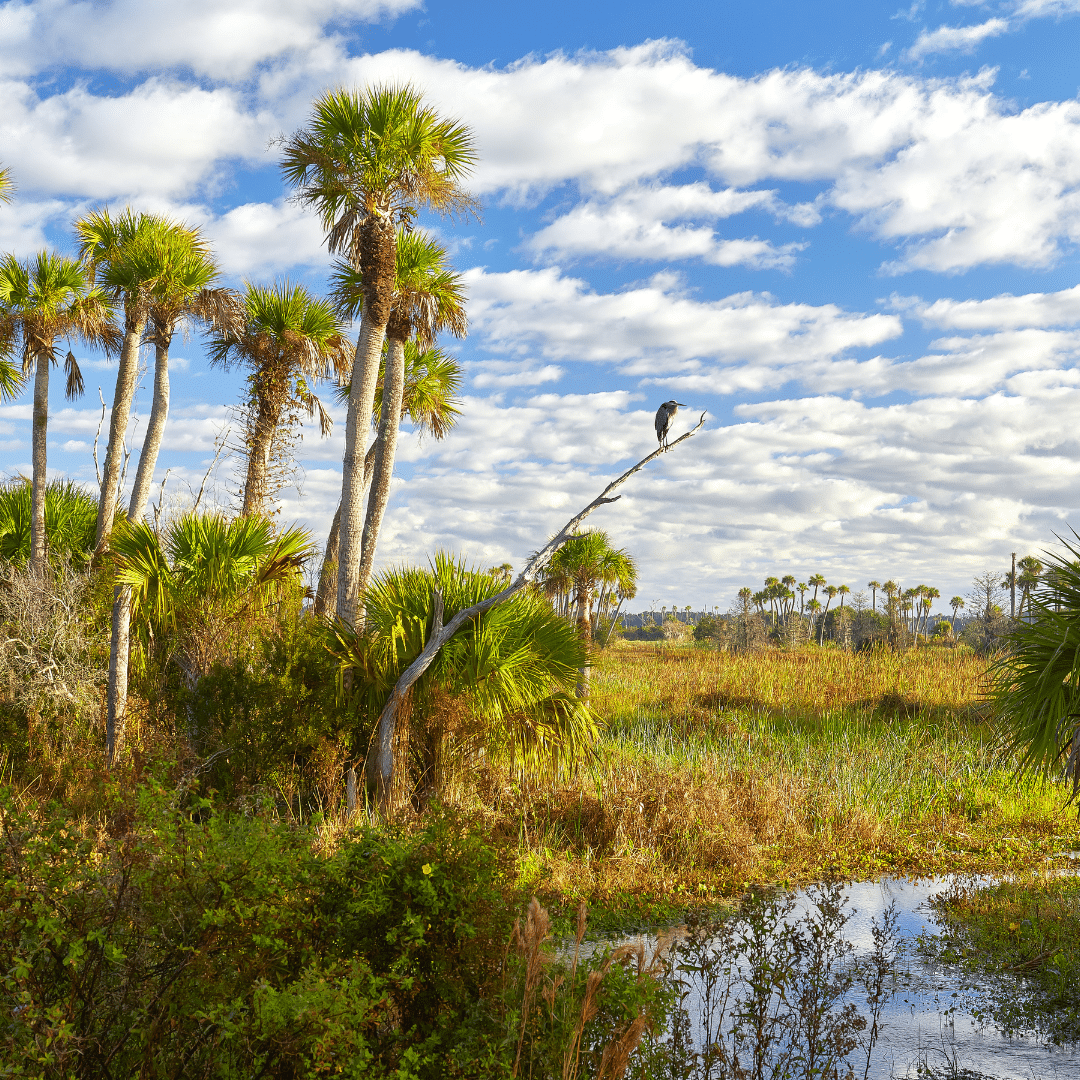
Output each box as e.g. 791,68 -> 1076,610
365,412 -> 707,807
193,425 -> 230,513
93,387 -> 106,490
152,468 -> 172,538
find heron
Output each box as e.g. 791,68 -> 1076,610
654,400 -> 687,448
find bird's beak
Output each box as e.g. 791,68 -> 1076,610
676,402 -> 688,407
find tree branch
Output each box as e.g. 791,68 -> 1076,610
364,412 -> 707,808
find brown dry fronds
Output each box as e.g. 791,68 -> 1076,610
596,1015 -> 649,1080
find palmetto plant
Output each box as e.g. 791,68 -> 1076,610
991,536 -> 1080,803
0,252 -> 120,573
75,208 -> 207,550
330,227 -> 467,597
314,341 -> 464,616
0,478 -> 98,565
208,281 -> 352,516
112,511 -> 311,699
282,83 -> 477,625
327,553 -> 598,804
0,165 -> 13,203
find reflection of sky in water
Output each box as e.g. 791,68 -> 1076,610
821,878 -> 1080,1079
582,876 -> 1080,1079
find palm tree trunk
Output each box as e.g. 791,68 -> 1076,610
95,315 -> 145,552
30,351 -> 50,574
127,336 -> 171,523
336,316 -> 387,625
241,389 -> 277,516
357,335 -> 406,595
575,586 -> 591,700
314,443 -> 379,617
108,333 -> 170,763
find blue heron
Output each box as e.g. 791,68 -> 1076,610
654,400 -> 687,448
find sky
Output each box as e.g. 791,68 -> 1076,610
3,0 -> 1080,613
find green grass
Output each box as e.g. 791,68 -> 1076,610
924,871 -> 1080,1044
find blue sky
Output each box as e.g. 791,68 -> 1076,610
3,0 -> 1080,611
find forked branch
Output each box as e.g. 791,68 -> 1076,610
364,412 -> 707,806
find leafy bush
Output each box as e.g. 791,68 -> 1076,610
0,781 -> 667,1080
0,478 -> 98,567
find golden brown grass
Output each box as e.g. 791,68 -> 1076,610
449,643 -> 1080,907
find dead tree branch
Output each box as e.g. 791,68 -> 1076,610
364,412 -> 708,807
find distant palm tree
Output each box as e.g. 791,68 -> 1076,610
837,584 -> 850,607
809,574 -> 826,604
921,587 -> 941,638
807,597 -> 822,640
282,84 -> 477,626
208,281 -> 351,516
868,580 -> 880,612
1017,556 -> 1043,621
797,581 -> 808,615
819,585 -> 838,644
950,595 -> 965,632
0,252 -> 120,572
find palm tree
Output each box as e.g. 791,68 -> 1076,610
112,511 -> 311,714
837,584 -> 850,607
921,587 -> 940,638
313,341 -> 463,616
0,478 -> 97,565
809,574 -> 826,604
990,538 -> 1080,803
75,208 -> 206,550
807,597 -> 822,640
281,83 -> 477,627
819,585 -> 838,644
1017,556 -> 1043,621
797,582 -> 808,615
126,232 -> 240,523
0,252 -> 120,572
0,165 -> 13,203
328,554 -> 596,808
208,281 -> 351,516
329,229 -> 467,596
950,595 -> 965,632
868,580 -> 881,612
539,530 -> 637,699
107,233 -> 240,763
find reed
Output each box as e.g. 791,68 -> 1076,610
449,643 -> 1080,905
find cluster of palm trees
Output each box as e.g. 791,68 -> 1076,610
0,84 -> 480,761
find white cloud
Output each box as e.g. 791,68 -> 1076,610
914,284 -> 1080,329
465,267 -> 902,373
0,0 -> 420,79
527,182 -> 814,268
201,200 -> 329,276
905,18 -> 1010,61
470,361 -> 565,389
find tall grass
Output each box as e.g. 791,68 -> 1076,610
452,644 -> 1080,904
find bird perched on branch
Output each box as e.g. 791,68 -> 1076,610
654,400 -> 687,448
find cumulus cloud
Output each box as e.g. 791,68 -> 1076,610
0,0 -> 420,79
905,18 -> 1010,60
465,267 -> 902,373
913,284 -> 1080,329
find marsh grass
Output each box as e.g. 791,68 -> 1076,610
447,644 -> 1080,911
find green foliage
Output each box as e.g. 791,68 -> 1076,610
924,873 -> 1080,1044
0,478 -> 98,566
183,611 -> 350,803
990,535 -> 1080,800
692,614 -> 722,642
329,554 -> 600,790
0,781 -> 666,1079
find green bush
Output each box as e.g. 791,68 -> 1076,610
0,781 -> 666,1079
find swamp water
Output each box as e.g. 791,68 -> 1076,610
600,876 -> 1079,1079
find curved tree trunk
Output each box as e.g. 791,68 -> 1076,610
108,331 -> 171,764
335,316 -> 387,625
30,350 -> 50,575
127,335 -> 171,524
95,314 -> 146,552
357,334 -> 406,595
314,443 -> 379,618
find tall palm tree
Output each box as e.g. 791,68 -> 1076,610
950,595 -> 965,632
0,252 -> 119,572
819,585 -> 838,644
329,228 -> 467,597
126,233 -> 241,523
75,208 -> 206,550
808,573 -> 826,604
797,581 -> 808,616
107,233 -> 240,763
868,580 -> 880,612
313,341 -> 463,616
281,83 -> 477,626
208,281 -> 351,516
540,531 -> 636,699
837,584 -> 850,607
1017,555 -> 1043,621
